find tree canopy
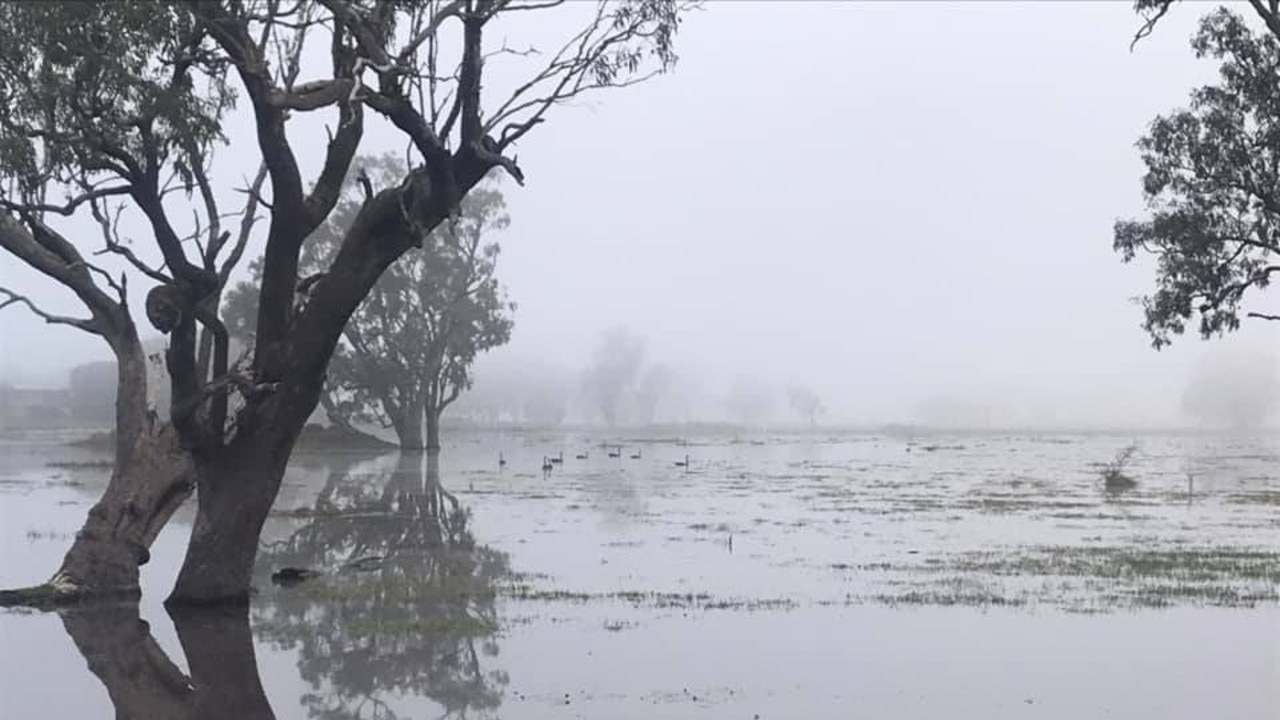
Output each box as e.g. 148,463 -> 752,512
0,0 -> 693,605
1116,5 -> 1280,348
225,153 -> 515,448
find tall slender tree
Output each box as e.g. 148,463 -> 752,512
0,0 -> 692,606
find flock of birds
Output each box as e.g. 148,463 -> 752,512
496,446 -> 691,475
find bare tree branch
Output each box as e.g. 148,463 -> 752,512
88,196 -> 173,285
0,286 -> 101,334
0,185 -> 132,218
220,163 -> 270,285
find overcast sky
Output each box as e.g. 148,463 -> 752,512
1,1 -> 1275,427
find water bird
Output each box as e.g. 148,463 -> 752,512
498,452 -> 506,468
541,456 -> 554,473
607,446 -> 621,458
271,567 -> 322,586
575,450 -> 589,460
630,448 -> 642,459
550,450 -> 564,464
674,454 -> 689,468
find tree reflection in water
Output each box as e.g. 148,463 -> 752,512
59,602 -> 275,720
254,452 -> 511,719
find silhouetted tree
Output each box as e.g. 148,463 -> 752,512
0,0 -> 691,605
786,385 -> 823,428
1115,5 -> 1280,347
224,154 -> 515,451
635,363 -> 676,425
581,327 -> 646,426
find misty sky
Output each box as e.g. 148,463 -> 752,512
1,1 -> 1276,427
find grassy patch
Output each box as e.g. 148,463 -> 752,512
46,460 -> 113,470
346,614 -> 497,638
1226,491 -> 1280,506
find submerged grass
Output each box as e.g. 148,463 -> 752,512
859,544 -> 1280,609
502,585 -> 797,612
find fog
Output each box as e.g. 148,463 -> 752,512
1,1 -> 1276,429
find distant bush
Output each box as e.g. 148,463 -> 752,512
1100,444 -> 1139,491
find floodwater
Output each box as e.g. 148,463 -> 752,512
1,429 -> 1277,719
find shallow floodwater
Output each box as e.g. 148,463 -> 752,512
1,429 -> 1277,719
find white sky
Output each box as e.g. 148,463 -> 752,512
1,1 -> 1276,427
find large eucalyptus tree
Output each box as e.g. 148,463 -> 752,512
0,0 -> 691,606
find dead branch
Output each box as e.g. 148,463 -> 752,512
0,287 -> 101,334
88,196 -> 172,285
219,163 -> 270,285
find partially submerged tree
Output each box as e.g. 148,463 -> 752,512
1116,3 -> 1280,347
0,0 -> 691,606
225,153 -> 515,451
0,2 -> 266,603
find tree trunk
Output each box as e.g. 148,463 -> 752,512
50,427 -> 195,599
0,333 -> 196,608
167,423 -> 296,605
391,398 -> 426,450
426,408 -> 442,454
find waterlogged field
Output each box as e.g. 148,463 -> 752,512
1,429 -> 1277,719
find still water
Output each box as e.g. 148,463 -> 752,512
1,429 -> 1277,719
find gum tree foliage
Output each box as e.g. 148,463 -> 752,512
225,153 -> 515,450
1116,2 -> 1280,347
0,0 -> 693,605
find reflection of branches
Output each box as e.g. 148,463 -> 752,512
256,453 -> 510,719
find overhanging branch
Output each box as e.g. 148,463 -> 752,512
0,287 -> 101,335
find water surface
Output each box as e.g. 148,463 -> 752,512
1,429 -> 1277,718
